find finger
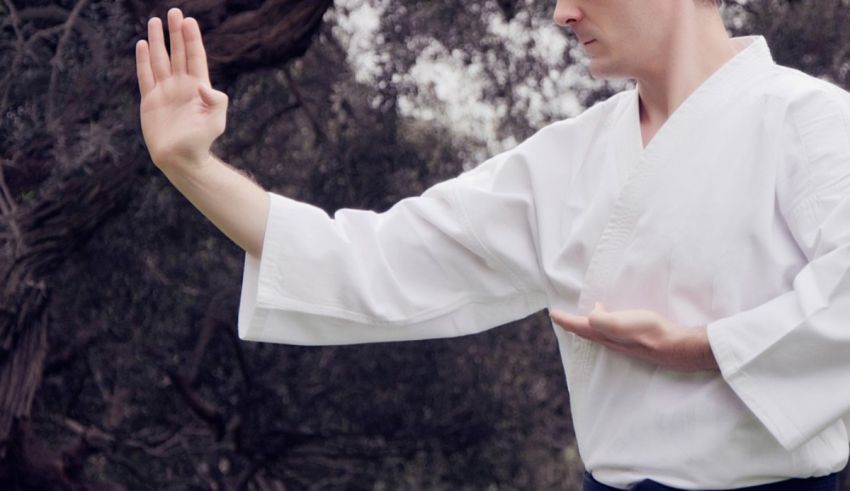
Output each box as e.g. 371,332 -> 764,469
183,17 -> 210,84
135,40 -> 155,96
147,17 -> 171,81
550,310 -> 606,343
168,8 -> 187,74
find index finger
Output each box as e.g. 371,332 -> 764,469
183,17 -> 210,84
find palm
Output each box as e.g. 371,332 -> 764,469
136,10 -> 226,169
141,75 -> 217,165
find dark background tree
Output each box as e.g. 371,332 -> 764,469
0,0 -> 848,489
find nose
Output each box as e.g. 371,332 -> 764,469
552,0 -> 582,27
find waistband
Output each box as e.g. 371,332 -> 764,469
582,471 -> 839,491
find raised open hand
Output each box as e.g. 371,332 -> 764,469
136,8 -> 228,171
550,302 -> 718,371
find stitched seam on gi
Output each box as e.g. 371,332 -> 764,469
255,290 -> 547,327
726,364 -> 806,450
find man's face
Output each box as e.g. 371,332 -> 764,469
553,0 -> 675,80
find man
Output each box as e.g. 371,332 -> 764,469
136,1 -> 850,489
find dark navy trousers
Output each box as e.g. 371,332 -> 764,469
582,471 -> 839,491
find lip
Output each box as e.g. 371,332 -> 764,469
583,39 -> 596,46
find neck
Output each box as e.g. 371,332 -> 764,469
635,6 -> 737,132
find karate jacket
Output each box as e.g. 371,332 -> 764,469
238,36 -> 850,488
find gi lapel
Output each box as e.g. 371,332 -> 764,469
567,36 -> 776,391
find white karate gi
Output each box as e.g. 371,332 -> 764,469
238,36 -> 850,488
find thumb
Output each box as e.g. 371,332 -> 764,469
589,302 -> 615,326
198,83 -> 226,107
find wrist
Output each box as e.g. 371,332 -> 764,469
158,152 -> 218,179
692,325 -> 719,371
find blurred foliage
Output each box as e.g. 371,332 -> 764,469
0,0 -> 848,489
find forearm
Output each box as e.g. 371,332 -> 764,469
689,326 -> 720,371
160,153 -> 269,258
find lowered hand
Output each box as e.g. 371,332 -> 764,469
550,302 -> 719,372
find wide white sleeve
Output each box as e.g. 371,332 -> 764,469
706,86 -> 850,450
237,148 -> 548,346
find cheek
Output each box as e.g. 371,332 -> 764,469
635,8 -> 674,48
619,28 -> 660,67
628,24 -> 654,48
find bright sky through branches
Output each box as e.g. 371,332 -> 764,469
331,0 -> 606,164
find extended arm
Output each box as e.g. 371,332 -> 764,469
138,10 -> 548,347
